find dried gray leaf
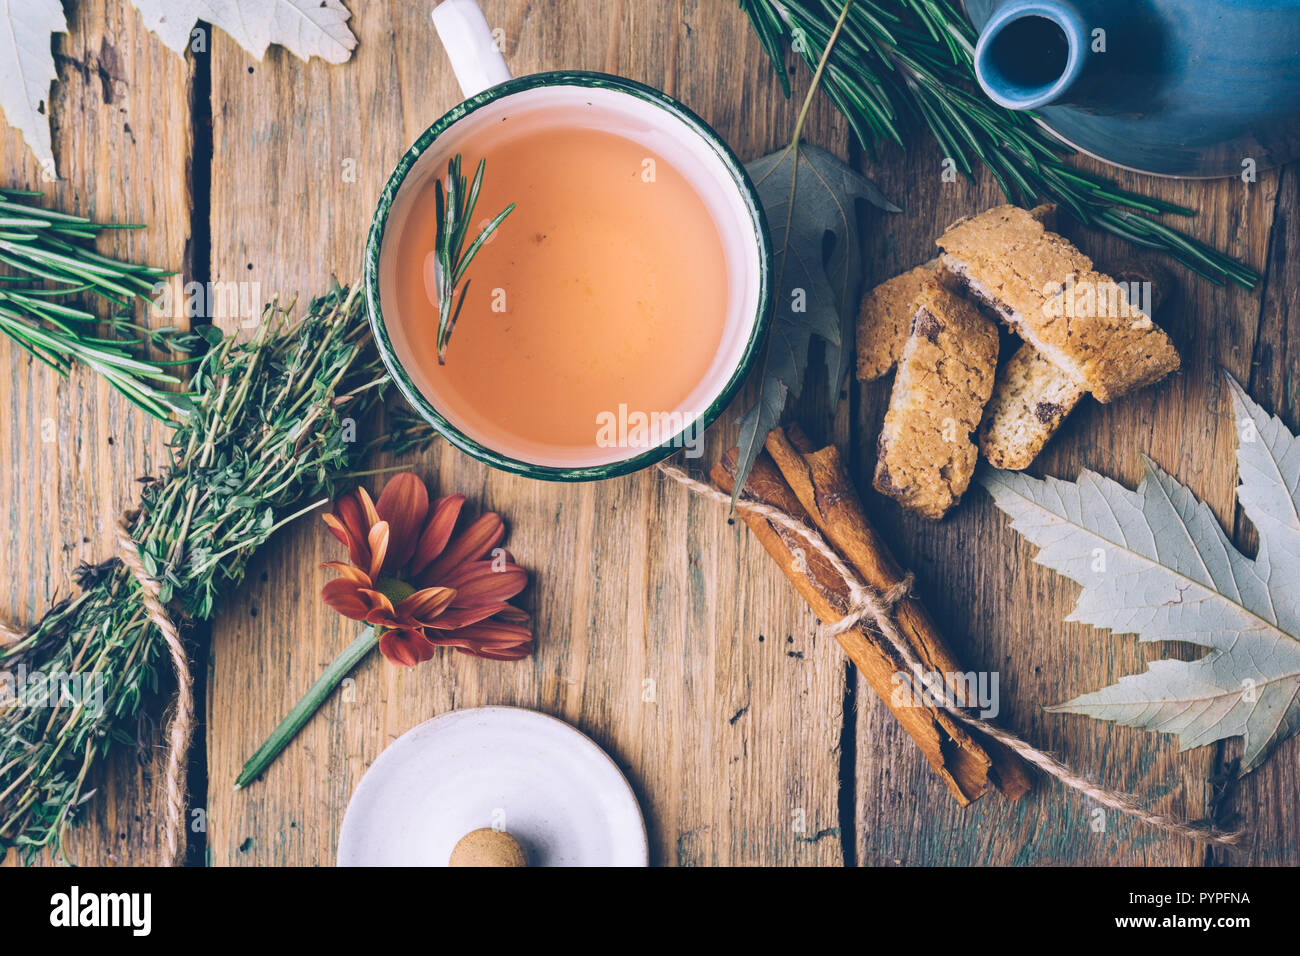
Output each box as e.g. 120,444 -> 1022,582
0,0 -> 358,174
734,143 -> 897,502
978,374 -> 1300,774
0,0 -> 67,177
129,0 -> 358,63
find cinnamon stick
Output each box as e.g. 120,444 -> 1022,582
768,426 -> 1032,800
713,436 -> 1031,805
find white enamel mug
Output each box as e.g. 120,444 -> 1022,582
364,0 -> 772,480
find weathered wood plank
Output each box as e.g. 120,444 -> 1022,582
0,0 -> 193,866
853,137 -> 1287,864
1213,161 -> 1300,866
205,0 -> 847,867
8,0 -> 1293,870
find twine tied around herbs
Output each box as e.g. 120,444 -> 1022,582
0,620 -> 23,647
112,520 -> 193,868
0,466 -> 1240,861
0,521 -> 192,865
655,462 -> 1242,848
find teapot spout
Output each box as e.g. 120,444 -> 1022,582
974,1 -> 1090,111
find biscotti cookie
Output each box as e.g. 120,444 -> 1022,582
857,264 -> 936,381
979,255 -> 1174,470
978,343 -> 1085,470
873,279 -> 1000,520
857,206 -> 1056,383
937,204 -> 1179,402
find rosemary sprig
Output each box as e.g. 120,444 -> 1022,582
0,188 -> 200,418
0,283 -> 434,863
432,155 -> 515,363
738,0 -> 1259,288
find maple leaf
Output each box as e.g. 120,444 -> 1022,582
0,0 -> 357,175
0,0 -> 67,178
735,143 -> 897,503
129,0 -> 358,64
978,374 -> 1300,774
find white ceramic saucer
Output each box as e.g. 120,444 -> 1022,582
336,706 -> 648,866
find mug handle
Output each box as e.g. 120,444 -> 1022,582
432,0 -> 514,98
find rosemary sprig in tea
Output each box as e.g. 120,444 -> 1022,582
432,155 -> 515,363
0,188 -> 200,418
738,0 -> 1259,288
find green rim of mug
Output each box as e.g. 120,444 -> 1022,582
364,70 -> 773,481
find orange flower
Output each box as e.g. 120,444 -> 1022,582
320,472 -> 533,666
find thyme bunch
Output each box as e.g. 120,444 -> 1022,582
0,283 -> 433,862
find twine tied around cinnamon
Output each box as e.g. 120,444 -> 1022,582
0,464 -> 1239,861
656,461 -> 1241,848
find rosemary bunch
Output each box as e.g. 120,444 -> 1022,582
0,283 -> 432,862
739,0 -> 1259,287
0,187 -> 199,418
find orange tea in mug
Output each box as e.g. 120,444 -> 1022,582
367,6 -> 770,478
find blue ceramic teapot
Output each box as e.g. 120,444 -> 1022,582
965,0 -> 1300,177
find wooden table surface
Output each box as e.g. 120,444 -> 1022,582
2,0 -> 1297,867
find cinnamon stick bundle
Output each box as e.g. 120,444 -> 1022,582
712,426 -> 1032,806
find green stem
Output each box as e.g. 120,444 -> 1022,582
234,625 -> 379,790
790,0 -> 854,149
770,0 -> 856,350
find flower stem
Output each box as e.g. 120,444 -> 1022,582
234,625 -> 378,790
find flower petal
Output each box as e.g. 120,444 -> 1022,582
322,513 -> 350,547
320,561 -> 371,586
356,485 -> 381,530
323,510 -> 368,570
396,586 -> 457,624
321,579 -> 369,621
367,521 -> 390,582
333,491 -> 369,538
460,644 -> 534,661
421,512 -> 505,584
430,619 -> 534,661
378,626 -> 438,667
438,561 -> 527,607
358,587 -> 398,627
410,494 -> 466,575
376,473 -> 429,571
493,605 -> 531,626
424,602 -> 511,630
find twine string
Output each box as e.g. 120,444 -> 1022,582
657,462 -> 1240,847
0,523 -> 192,865
114,521 -> 192,868
0,462 -> 1239,859
0,620 -> 23,647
